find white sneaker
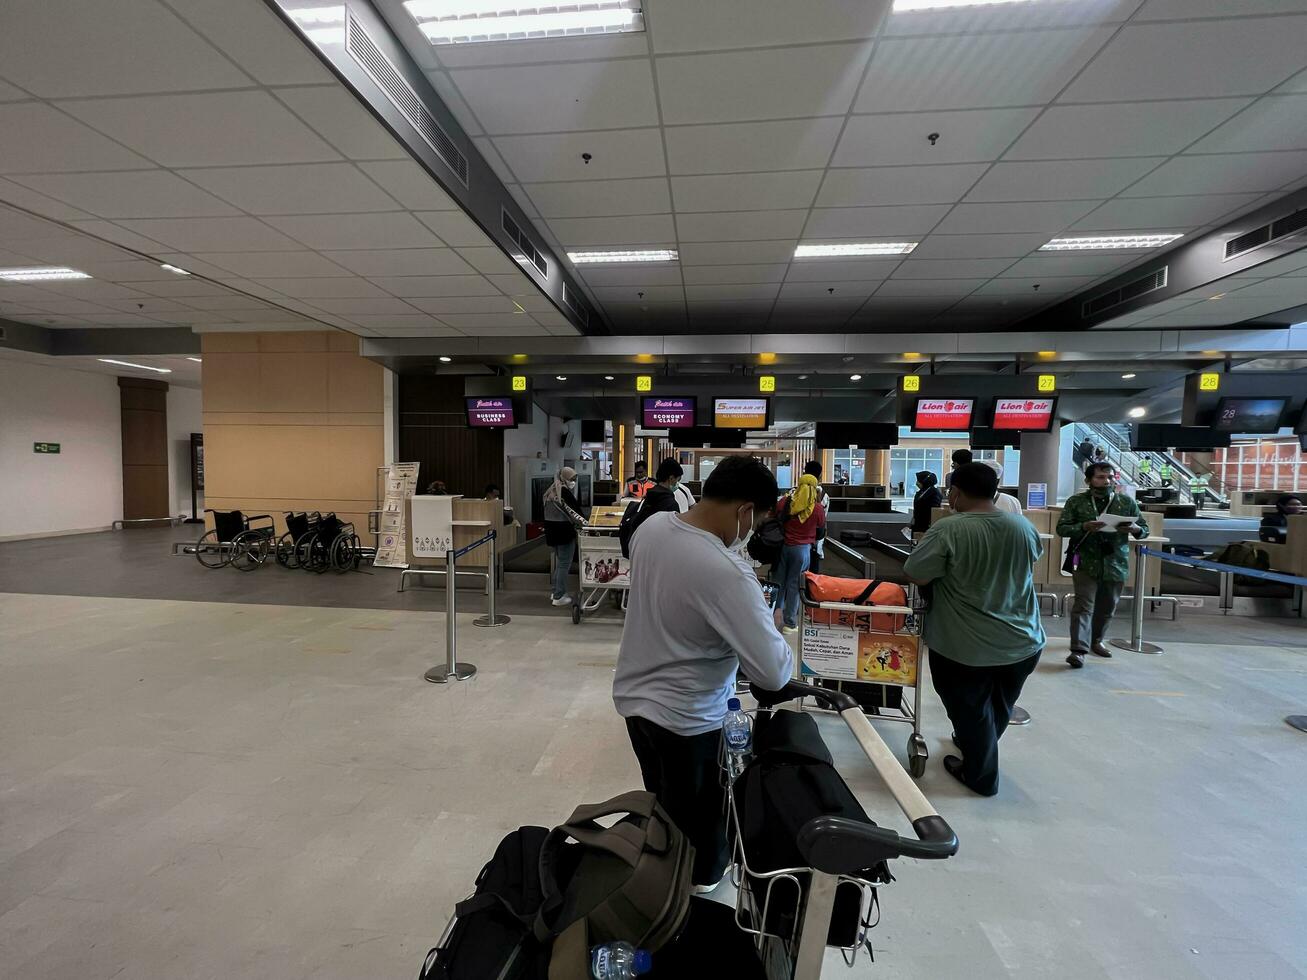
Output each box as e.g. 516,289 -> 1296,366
781,625 -> 799,635
551,596 -> 572,606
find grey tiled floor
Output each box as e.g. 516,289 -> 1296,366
1,591 -> 1305,979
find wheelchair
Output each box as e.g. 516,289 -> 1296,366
195,509 -> 276,571
274,511 -> 321,569
300,512 -> 362,574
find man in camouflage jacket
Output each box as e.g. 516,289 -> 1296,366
1056,462 -> 1146,669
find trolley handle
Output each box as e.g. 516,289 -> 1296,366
798,815 -> 957,872
801,599 -> 912,615
751,680 -> 853,712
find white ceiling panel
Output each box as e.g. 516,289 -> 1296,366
777,280 -> 882,301
265,212 -> 441,250
323,248 -> 475,277
113,217 -> 302,252
78,259 -> 183,282
178,164 -> 401,215
816,164 -> 987,208
180,294 -> 282,312
856,27 -> 1114,113
356,161 -> 461,211
684,283 -> 781,302
272,86 -> 410,161
366,275 -> 501,297
431,31 -> 649,69
578,265 -> 685,287
492,129 -> 667,184
250,278 -> 390,299
448,60 -> 659,134
299,297 -> 420,316
874,279 -> 989,298
882,0 -> 1141,36
525,178 -> 671,219
965,157 -> 1166,202
891,258 -> 1017,280
0,0 -> 250,99
1071,194 -> 1263,231
681,264 -> 790,285
1061,17 -> 1307,102
8,170 -> 240,219
0,209 -> 81,241
1280,69 -> 1307,94
1005,99 -> 1251,160
134,279 -> 248,299
162,0 -> 334,86
656,44 -> 871,126
908,232 -> 1051,260
1002,254 -> 1138,278
650,0 -> 888,52
414,210 -> 496,247
406,296 -> 524,316
591,285 -> 686,303
546,214 -> 676,247
671,172 -> 823,214
0,103 -> 153,174
833,108 -> 1041,167
14,236 -> 148,266
934,200 -> 1102,234
193,250 -> 350,279
784,258 -> 902,282
437,313 -> 543,331
60,92 -> 342,168
676,210 -> 809,243
66,220 -> 169,254
456,247 -> 524,275
676,241 -> 798,265
342,314 -> 462,335
1122,151 -> 1307,197
802,205 -> 951,238
664,118 -> 845,176
0,79 -> 30,101
0,177 -> 93,221
1139,0 -> 1307,16
1189,95 -> 1307,154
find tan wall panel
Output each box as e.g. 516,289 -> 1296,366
327,331 -> 358,353
328,352 -> 383,414
326,424 -> 385,501
201,353 -> 262,413
204,411 -> 382,428
258,331 -> 333,353
257,352 -> 329,413
201,333 -> 260,353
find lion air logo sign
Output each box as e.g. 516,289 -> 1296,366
993,398 -> 1056,431
914,398 -> 974,431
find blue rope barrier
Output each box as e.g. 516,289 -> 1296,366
451,530 -> 496,560
1141,546 -> 1307,589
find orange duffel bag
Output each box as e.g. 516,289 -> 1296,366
802,573 -> 908,633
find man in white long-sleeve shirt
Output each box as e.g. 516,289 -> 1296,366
613,455 -> 794,888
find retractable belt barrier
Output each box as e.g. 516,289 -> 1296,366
424,530 -> 510,686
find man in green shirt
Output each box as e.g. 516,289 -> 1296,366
904,463 -> 1044,797
1056,462 -> 1146,669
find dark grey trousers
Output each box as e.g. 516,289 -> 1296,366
1070,569 -> 1124,652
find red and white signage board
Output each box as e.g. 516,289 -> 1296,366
914,398 -> 974,431
993,398 -> 1055,431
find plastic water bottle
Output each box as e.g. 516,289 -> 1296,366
590,941 -> 652,979
723,696 -> 753,779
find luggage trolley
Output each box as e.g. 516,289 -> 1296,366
570,505 -> 631,625
797,580 -> 931,778
723,680 -> 958,980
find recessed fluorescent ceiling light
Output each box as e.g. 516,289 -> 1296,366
568,249 -> 677,264
98,358 -> 171,374
160,263 -> 191,275
404,0 -> 644,45
894,0 -> 1052,11
187,357 -> 203,363
0,267 -> 91,281
1128,407 -> 1147,418
794,243 -> 917,258
439,355 -> 452,362
1121,373 -> 1136,379
287,5 -> 345,45
1040,234 -> 1183,251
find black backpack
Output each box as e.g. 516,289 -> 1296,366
747,497 -> 790,566
617,499 -> 645,559
420,826 -> 558,980
732,710 -> 892,948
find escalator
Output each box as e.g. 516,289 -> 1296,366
1070,421 -> 1230,508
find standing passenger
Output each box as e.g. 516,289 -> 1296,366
543,466 -> 585,606
912,470 -> 942,534
903,463 -> 1044,796
773,469 -> 827,634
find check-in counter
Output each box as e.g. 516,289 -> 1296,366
1238,513 -> 1307,577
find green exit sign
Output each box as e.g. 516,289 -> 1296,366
33,442 -> 60,454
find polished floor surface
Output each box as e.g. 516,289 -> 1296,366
2,589 -> 1305,979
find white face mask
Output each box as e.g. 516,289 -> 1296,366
729,505 -> 755,551
566,480 -> 577,492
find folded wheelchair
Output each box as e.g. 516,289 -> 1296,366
194,509 -> 276,571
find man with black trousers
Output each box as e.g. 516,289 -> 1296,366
613,456 -> 794,890
903,463 -> 1044,797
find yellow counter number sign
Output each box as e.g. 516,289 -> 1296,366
759,375 -> 776,393
1038,374 -> 1056,392
636,375 -> 652,392
902,375 -> 920,392
1199,372 -> 1220,391
511,375 -> 527,391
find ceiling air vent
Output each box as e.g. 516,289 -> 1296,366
346,12 -> 468,187
501,210 -> 548,280
562,281 -> 589,327
1225,206 -> 1307,260
1082,266 -> 1168,319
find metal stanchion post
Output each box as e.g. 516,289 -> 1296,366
1111,544 -> 1163,655
425,547 -> 477,683
474,531 -> 511,629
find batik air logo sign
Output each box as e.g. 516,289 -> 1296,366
993,398 -> 1055,431
466,397 -> 514,428
914,398 -> 974,431
643,397 -> 695,429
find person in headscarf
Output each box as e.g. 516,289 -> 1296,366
543,466 -> 586,606
912,470 -> 942,534
773,468 -> 827,633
